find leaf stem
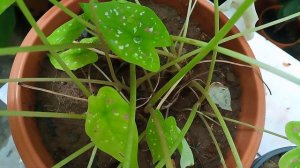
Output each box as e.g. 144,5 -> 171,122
52,142 -> 94,168
87,146 -> 98,168
221,12 -> 300,43
0,78 -> 126,89
123,64 -> 138,168
191,82 -> 242,167
171,36 -> 300,85
198,114 -> 227,168
0,111 -> 86,119
16,0 -> 91,97
0,43 -> 97,56
147,0 -> 254,108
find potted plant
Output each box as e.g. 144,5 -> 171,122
0,0 -> 299,167
257,0 -> 300,48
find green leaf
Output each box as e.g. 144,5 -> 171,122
285,121 -> 300,146
279,147 -> 300,168
47,15 -> 87,45
85,86 -> 138,165
209,82 -> 232,111
177,129 -> 194,168
146,110 -> 194,167
0,0 -> 15,15
0,6 -> 15,47
49,37 -> 99,70
81,1 -> 172,72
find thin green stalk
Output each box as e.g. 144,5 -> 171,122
149,108 -> 173,168
0,111 -> 85,119
123,64 -> 138,168
52,142 -> 94,168
192,82 -> 242,167
105,53 -> 122,86
0,78 -> 126,89
221,12 -> 300,43
147,0 -> 255,107
87,146 -> 98,168
156,102 -> 200,168
198,114 -> 227,168
134,0 -> 141,5
0,43 -> 97,56
49,0 -> 96,30
177,0 -> 196,56
16,0 -> 91,97
137,48 -> 202,86
199,111 -> 288,140
205,0 -> 219,90
171,36 -> 300,85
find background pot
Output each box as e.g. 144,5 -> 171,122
8,0 -> 265,167
251,146 -> 296,168
258,5 -> 300,49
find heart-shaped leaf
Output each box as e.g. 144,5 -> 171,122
209,82 -> 232,111
285,121 -> 300,146
49,37 -> 99,70
85,86 -> 138,166
279,147 -> 300,168
146,110 -> 194,167
47,15 -> 87,45
81,1 -> 172,72
0,0 -> 15,15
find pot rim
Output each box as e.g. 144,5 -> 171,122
258,5 -> 300,48
8,0 -> 265,167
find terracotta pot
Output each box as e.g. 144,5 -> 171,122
258,5 -> 300,49
8,0 -> 265,167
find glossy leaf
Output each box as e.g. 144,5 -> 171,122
81,1 -> 172,72
47,15 -> 87,45
49,37 -> 99,70
209,82 -> 232,111
279,147 -> 300,168
85,86 -> 138,166
146,110 -> 194,167
285,121 -> 300,146
0,0 -> 15,15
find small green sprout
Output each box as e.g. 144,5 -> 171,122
85,86 -> 138,167
81,1 -> 172,72
146,110 -> 194,167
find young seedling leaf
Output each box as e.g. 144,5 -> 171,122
146,110 -> 194,167
279,147 -> 300,168
209,82 -> 232,111
49,37 -> 99,70
47,15 -> 87,45
81,1 -> 172,72
285,121 -> 300,146
85,86 -> 138,166
0,0 -> 15,15
177,128 -> 194,168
